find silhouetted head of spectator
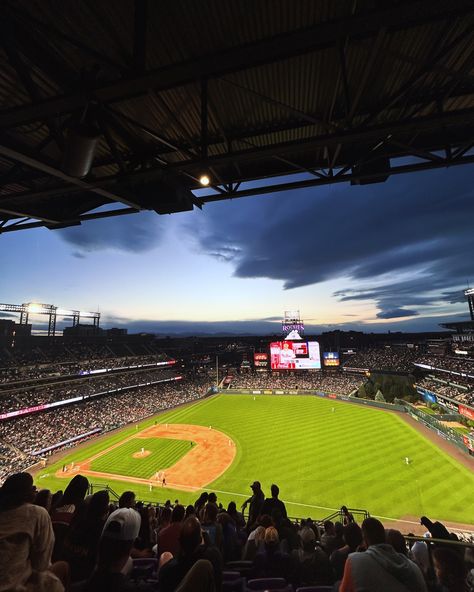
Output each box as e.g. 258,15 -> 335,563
432,547 -> 466,592
258,514 -> 273,529
264,526 -> 279,551
323,520 -> 335,535
0,472 -> 36,511
250,480 -> 262,494
271,484 -> 279,498
34,488 -> 52,512
204,502 -> 218,523
172,504 -> 185,523
361,517 -> 386,547
343,522 -> 363,551
185,504 -> 195,518
50,490 -> 63,512
341,505 -> 349,514
179,517 -> 203,556
208,492 -> 217,504
61,474 -> 89,507
386,529 -> 407,555
98,508 -> 141,572
160,506 -> 172,526
118,490 -> 135,508
227,501 -> 237,514
299,527 -> 316,552
88,490 -> 110,520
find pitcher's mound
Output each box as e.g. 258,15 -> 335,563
132,450 -> 151,458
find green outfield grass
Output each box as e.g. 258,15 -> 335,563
35,394 -> 474,525
90,438 -> 191,478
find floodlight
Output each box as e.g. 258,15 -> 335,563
199,174 -> 210,186
27,303 -> 42,313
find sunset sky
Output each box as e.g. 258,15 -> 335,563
1,164 -> 473,335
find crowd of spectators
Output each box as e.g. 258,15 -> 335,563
342,347 -> 420,372
415,354 -> 474,377
228,373 -> 363,394
0,377 -> 210,481
0,352 -> 170,385
0,368 -> 179,414
1,473 -> 472,592
417,376 -> 474,405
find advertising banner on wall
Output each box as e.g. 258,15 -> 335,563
459,404 -> 474,421
254,353 -> 269,368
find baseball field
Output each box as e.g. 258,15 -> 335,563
34,394 -> 474,527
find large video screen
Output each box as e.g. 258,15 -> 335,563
270,341 -> 321,370
323,352 -> 340,367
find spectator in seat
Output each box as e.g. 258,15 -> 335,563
62,490 -> 110,581
118,491 -> 136,509
51,474 -> 89,560
330,521 -> 363,580
226,500 -> 245,530
52,474 -> 89,526
261,484 -> 287,519
0,472 -> 66,592
201,502 -> 223,551
71,507 -> 149,592
157,503 -> 185,557
340,517 -> 427,592
432,547 -> 467,592
253,526 -> 292,580
242,480 -> 265,530
158,516 -> 222,592
291,526 -> 334,587
321,520 -> 338,555
35,488 -> 53,512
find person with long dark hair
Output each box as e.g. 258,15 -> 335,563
0,472 -> 66,591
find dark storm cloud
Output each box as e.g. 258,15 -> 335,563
195,165 -> 474,317
376,308 -> 419,319
58,211 -> 163,253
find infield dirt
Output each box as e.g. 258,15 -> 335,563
56,423 -> 236,491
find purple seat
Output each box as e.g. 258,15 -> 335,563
247,577 -> 287,590
224,571 -> 242,581
223,577 -> 245,592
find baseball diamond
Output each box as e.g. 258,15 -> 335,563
35,393 -> 474,527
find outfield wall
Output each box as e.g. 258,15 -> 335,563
220,388 -> 406,411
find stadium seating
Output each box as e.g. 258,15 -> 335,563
1,472 -> 472,592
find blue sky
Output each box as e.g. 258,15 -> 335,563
1,164 -> 473,335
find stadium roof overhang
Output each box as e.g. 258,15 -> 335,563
441,321 -> 474,333
1,0 -> 474,233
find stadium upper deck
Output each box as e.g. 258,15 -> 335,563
0,1 -> 473,233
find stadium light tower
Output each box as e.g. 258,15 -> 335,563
465,288 -> 474,320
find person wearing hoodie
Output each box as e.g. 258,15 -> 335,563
339,517 -> 427,592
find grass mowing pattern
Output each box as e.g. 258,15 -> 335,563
35,394 -> 474,524
90,438 -> 191,478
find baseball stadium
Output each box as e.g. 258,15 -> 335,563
1,1 -> 474,590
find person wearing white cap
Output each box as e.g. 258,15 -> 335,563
71,507 -> 149,591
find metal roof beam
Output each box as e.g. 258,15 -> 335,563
0,0 -> 471,129
170,108 -> 474,171
0,142 -> 142,210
